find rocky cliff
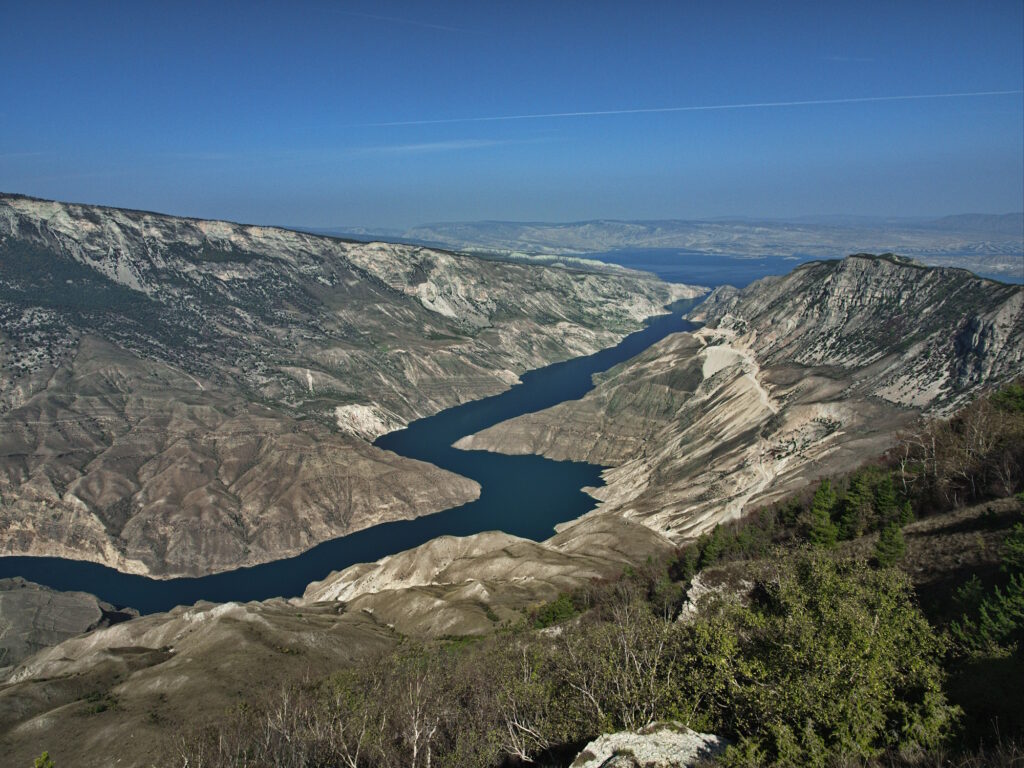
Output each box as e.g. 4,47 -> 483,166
692,254 -> 1023,410
0,194 -> 694,577
0,578 -> 134,674
458,255 -> 1024,540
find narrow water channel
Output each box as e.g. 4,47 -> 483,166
0,299 -> 701,613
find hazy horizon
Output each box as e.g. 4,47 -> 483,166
4,189 -> 1021,236
315,210 -> 1024,232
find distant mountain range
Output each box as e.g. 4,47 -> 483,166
308,213 -> 1023,280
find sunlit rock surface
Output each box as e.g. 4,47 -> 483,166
0,193 -> 696,577
570,722 -> 727,768
459,255 -> 1024,541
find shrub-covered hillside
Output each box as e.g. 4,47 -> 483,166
166,382 -> 1024,768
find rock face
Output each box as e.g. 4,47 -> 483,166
0,578 -> 134,673
570,722 -> 727,768
0,193 -> 694,577
692,255 -> 1024,410
459,255 -> 1024,541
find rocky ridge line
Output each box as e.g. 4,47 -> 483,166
457,255 -> 1024,542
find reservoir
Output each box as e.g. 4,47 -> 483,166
0,298 -> 701,613
0,253 -> 812,613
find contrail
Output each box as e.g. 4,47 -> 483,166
361,90 -> 1023,127
330,9 -> 468,33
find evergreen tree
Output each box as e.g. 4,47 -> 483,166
670,547 -> 699,583
953,575 -> 985,612
839,472 -> 873,539
778,497 -> 804,528
953,572 -> 1024,655
975,573 -> 1024,650
805,480 -> 838,549
698,525 -> 727,568
874,474 -> 899,524
952,523 -> 1024,656
1003,523 -> 1024,574
897,499 -> 915,526
874,521 -> 906,567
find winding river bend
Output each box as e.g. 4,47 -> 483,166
0,298 -> 701,614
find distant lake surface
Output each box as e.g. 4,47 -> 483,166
584,247 -> 1022,286
0,258 -> 790,614
582,248 -> 821,287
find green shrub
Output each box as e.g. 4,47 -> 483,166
952,520 -> 1024,657
695,555 -> 956,766
1003,523 -> 1024,574
952,572 -> 1024,656
993,382 -> 1024,414
532,593 -> 578,628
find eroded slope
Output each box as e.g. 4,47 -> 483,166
0,194 -> 693,576
459,255 -> 1024,539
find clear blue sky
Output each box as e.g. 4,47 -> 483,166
1,0 -> 1021,227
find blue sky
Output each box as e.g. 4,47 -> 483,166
1,0 -> 1021,227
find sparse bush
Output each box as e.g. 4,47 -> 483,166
532,593 -> 579,628
895,380 -> 1024,508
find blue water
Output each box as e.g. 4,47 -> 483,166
587,247 -> 1023,286
0,299 -> 703,614
1,251 -> 808,614
583,248 -> 820,287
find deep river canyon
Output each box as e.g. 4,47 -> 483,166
0,253 -> 811,612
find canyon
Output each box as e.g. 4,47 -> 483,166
458,255 -> 1023,543
0,194 -> 693,578
0,202 -> 1021,766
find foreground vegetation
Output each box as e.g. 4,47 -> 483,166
166,383 -> 1024,768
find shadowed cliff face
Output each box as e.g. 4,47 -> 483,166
0,194 -> 694,577
0,577 -> 135,674
459,255 -> 1024,541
